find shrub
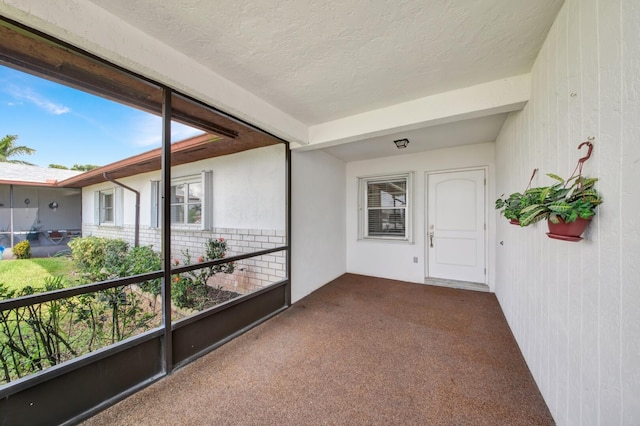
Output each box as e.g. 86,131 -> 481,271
13,240 -> 31,259
126,245 -> 162,295
171,238 -> 235,310
172,275 -> 207,310
104,239 -> 129,277
68,236 -> 107,273
69,237 -> 129,280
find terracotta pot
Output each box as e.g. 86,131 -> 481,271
547,217 -> 592,241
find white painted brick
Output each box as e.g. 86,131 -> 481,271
268,262 -> 283,271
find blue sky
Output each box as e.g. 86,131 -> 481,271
0,65 -> 202,168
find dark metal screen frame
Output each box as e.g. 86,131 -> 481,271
0,15 -> 292,426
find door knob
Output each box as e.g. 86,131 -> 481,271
429,225 -> 434,248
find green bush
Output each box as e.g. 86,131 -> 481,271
171,239 -> 235,310
172,275 -> 207,309
68,236 -> 107,273
104,239 -> 129,276
68,237 -> 129,280
126,245 -> 162,295
13,240 -> 31,259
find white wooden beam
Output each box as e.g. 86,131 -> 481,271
303,74 -> 531,150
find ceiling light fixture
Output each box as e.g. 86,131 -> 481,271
394,138 -> 409,149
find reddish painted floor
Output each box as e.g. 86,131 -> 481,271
84,274 -> 554,425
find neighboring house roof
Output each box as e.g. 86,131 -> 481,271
0,162 -> 83,186
58,131 -> 280,188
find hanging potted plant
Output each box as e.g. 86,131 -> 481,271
495,192 -> 525,225
495,190 -> 538,225
495,169 -> 538,225
518,174 -> 602,241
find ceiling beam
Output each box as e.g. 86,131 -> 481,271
303,74 -> 531,151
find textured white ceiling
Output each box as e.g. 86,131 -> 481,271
86,0 -> 563,125
325,113 -> 508,162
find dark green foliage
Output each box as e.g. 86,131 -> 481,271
171,238 -> 235,310
12,240 -> 31,259
171,274 -> 207,310
498,174 -> 602,227
103,239 -> 130,277
68,237 -> 129,280
0,277 -> 158,384
126,246 -> 162,296
0,236 -> 237,384
518,175 -> 602,226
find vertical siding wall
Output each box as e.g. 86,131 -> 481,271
495,1 -> 640,424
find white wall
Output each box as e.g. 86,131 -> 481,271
346,143 -> 496,288
494,1 -> 640,424
291,150 -> 346,303
82,145 -> 286,231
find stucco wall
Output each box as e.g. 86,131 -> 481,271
290,150 -> 346,303
82,145 -> 285,231
346,143 -> 496,288
494,1 -> 640,424
81,145 -> 286,293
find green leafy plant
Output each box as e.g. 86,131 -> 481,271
518,174 -> 602,226
125,246 -> 162,296
68,236 -> 108,274
495,191 -> 539,222
68,237 -> 129,280
12,240 -> 31,259
171,238 -> 236,310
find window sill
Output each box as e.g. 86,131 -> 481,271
359,237 -> 413,244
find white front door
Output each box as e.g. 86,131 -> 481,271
427,169 -> 486,283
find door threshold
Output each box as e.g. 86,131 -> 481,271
424,277 -> 490,292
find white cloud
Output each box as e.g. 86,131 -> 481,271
7,85 -> 70,115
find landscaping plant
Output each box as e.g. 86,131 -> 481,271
172,238 -> 236,310
12,240 -> 31,259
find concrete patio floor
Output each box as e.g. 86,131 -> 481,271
82,273 -> 554,425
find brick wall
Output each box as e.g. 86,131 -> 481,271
83,224 -> 286,294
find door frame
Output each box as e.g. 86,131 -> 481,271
424,166 -> 489,284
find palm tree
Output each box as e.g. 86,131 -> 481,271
0,134 -> 36,164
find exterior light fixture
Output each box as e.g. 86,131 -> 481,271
49,202 -> 59,210
394,138 -> 409,149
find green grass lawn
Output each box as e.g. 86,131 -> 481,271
0,258 -> 77,294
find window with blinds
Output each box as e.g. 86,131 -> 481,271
359,173 -> 412,241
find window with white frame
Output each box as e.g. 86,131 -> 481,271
94,187 -> 123,226
171,180 -> 202,225
151,171 -> 213,229
99,190 -> 114,224
359,173 -> 412,241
